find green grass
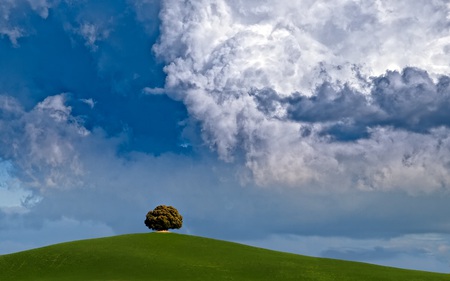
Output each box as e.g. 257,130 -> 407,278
0,233 -> 449,280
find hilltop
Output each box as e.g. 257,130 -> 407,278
0,233 -> 449,280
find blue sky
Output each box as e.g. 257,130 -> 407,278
1,0 -> 450,273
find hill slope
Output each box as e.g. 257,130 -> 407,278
0,233 -> 449,281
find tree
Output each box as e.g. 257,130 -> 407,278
144,205 -> 183,231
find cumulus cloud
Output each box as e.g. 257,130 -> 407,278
155,0 -> 450,192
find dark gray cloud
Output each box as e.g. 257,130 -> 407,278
279,68 -> 450,141
371,68 -> 450,132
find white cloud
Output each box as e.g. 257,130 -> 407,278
0,0 -> 54,46
154,0 -> 450,192
80,98 -> 96,108
26,0 -> 52,19
0,27 -> 23,46
0,94 -> 89,191
75,22 -> 111,51
142,87 -> 165,95
157,0 -> 450,94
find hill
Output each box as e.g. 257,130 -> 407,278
0,233 -> 449,280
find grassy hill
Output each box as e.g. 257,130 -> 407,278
0,233 -> 449,281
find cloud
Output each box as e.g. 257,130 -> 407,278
155,0 -> 450,191
0,27 -> 23,46
319,233 -> 450,272
0,215 -> 115,254
280,68 -> 450,139
238,233 -> 450,272
80,98 -> 96,109
0,94 -> 88,191
74,23 -> 111,51
26,0 -> 52,19
0,0 -> 54,46
142,87 -> 166,95
0,0 -> 25,46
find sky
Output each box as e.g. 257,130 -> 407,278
1,0 -> 450,273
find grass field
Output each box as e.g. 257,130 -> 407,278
0,233 -> 449,280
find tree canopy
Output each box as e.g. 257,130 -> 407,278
144,205 -> 183,231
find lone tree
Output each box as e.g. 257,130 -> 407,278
145,205 -> 183,231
